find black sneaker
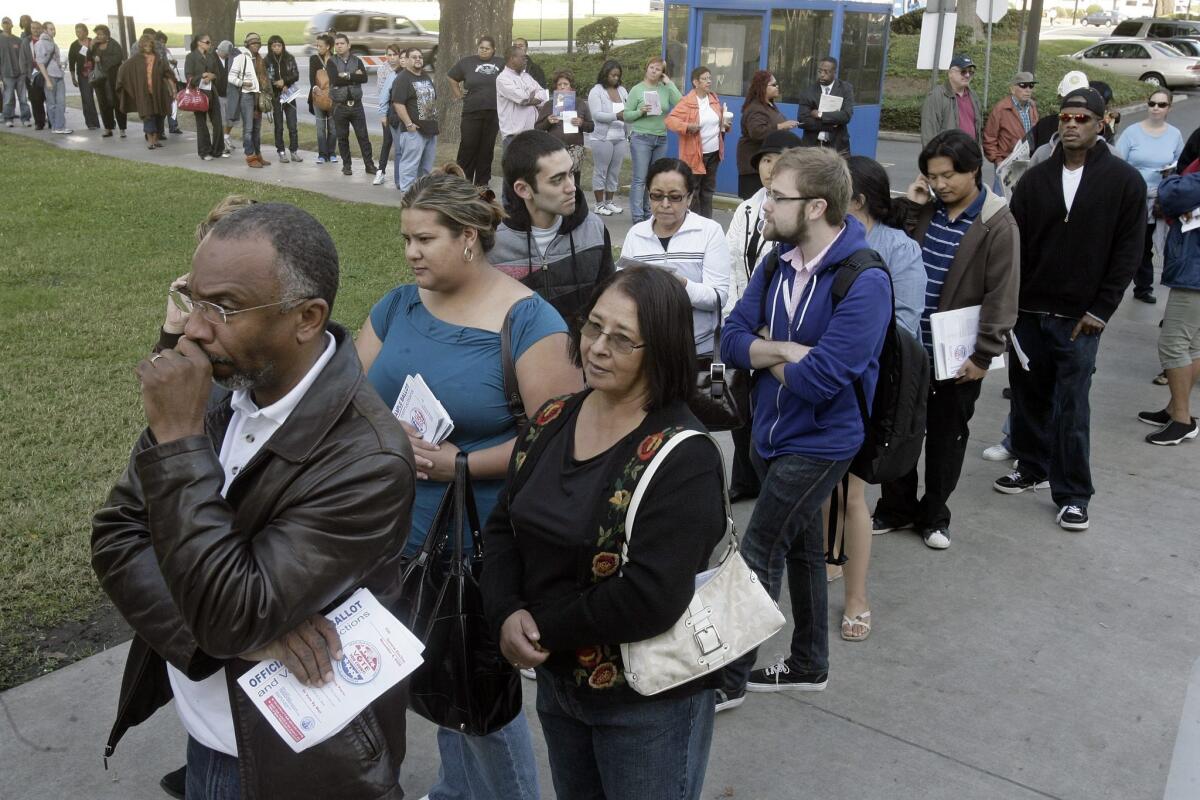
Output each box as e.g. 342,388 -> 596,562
342,166 -> 353,176
1056,505 -> 1089,531
871,516 -> 913,535
1135,292 -> 1158,304
1138,408 -> 1171,426
1146,418 -> 1199,446
993,468 -> 1050,494
159,765 -> 186,799
746,659 -> 827,692
714,687 -> 746,712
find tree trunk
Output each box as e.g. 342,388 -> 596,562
957,0 -> 985,43
189,0 -> 240,46
434,0 -> 516,144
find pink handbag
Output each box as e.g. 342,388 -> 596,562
175,80 -> 210,113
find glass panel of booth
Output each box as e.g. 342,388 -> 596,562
840,11 -> 888,105
666,4 -> 690,83
768,9 -> 835,105
698,13 -> 763,97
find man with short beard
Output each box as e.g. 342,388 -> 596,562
92,202 -> 416,799
717,146 -> 892,710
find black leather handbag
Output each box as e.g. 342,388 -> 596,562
398,453 -> 522,736
690,319 -> 748,433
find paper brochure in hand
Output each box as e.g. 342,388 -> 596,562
643,89 -> 661,116
929,305 -> 1006,381
279,83 -> 302,105
818,93 -> 843,114
237,589 -> 424,753
391,374 -> 455,444
554,90 -> 578,133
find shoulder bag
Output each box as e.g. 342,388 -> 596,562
312,62 -> 333,112
618,430 -> 785,696
175,79 -> 209,112
397,453 -> 522,735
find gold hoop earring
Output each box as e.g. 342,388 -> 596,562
463,246 -> 474,262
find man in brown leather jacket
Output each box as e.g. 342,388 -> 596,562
91,202 -> 416,799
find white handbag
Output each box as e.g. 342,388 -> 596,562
619,430 -> 786,696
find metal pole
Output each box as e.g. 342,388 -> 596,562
983,20 -> 993,109
567,0 -> 574,54
116,0 -> 127,49
1072,0 -> 1080,25
1016,0 -> 1029,63
1020,0 -> 1044,73
929,10 -> 947,91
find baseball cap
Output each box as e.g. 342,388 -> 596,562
950,54 -> 975,71
1060,87 -> 1106,118
1057,70 -> 1089,98
751,130 -> 803,170
1012,71 -> 1036,85
243,32 -> 261,45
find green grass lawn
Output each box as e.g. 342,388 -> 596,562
882,34 -> 1154,131
0,135 -> 412,690
149,15 -> 663,48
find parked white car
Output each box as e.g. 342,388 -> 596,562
1068,37 -> 1200,87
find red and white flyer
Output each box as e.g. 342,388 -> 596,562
236,588 -> 424,753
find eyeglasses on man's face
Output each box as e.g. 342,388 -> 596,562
1058,112 -> 1094,124
580,320 -> 645,355
765,190 -> 819,204
170,289 -> 298,325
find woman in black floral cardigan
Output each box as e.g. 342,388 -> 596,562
482,266 -> 726,800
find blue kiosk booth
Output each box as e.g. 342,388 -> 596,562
661,0 -> 892,196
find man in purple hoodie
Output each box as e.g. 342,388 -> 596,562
716,146 -> 892,711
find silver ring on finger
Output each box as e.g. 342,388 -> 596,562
150,354 -> 165,363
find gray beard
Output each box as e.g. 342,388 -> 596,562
210,357 -> 276,393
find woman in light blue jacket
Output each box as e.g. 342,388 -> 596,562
587,59 -> 630,217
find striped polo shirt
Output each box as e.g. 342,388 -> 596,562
919,189 -> 986,352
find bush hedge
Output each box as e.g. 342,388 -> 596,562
576,16 -> 621,55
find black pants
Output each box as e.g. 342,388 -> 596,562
333,101 -> 374,170
194,90 -> 224,157
1135,222 -> 1156,297
96,73 -> 127,131
457,109 -> 500,186
875,376 -> 983,532
272,97 -> 299,153
690,150 -> 720,218
29,75 -> 46,128
379,120 -> 393,172
78,75 -> 100,128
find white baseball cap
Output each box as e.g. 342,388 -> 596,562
1057,70 -> 1089,98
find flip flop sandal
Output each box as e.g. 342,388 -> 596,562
841,611 -> 872,642
1153,373 -> 1168,385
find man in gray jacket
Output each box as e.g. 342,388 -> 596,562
1,16 -> 32,126
920,54 -> 981,147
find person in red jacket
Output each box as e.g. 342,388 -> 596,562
983,71 -> 1039,170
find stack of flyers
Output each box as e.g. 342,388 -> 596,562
391,374 -> 455,444
643,89 -> 661,116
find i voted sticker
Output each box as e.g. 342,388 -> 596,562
337,641 -> 382,685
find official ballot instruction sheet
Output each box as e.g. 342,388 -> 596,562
929,305 -> 1006,381
237,588 -> 424,753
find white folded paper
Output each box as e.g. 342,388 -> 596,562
237,588 -> 424,753
818,94 -> 843,114
279,83 -> 302,105
929,305 -> 1006,381
1182,207 -> 1200,233
391,374 -> 455,444
643,89 -> 661,116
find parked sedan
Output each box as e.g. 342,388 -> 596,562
1084,10 -> 1119,26
1068,37 -> 1200,87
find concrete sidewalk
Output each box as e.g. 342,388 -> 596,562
2,108 -> 1199,800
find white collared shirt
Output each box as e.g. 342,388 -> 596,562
166,332 -> 337,756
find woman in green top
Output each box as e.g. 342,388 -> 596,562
624,56 -> 683,224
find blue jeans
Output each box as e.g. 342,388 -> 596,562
239,91 -> 261,156
185,736 -> 241,800
142,114 -> 165,136
45,76 -> 66,130
629,132 -> 667,222
314,104 -> 333,158
429,710 -> 540,800
394,129 -> 437,191
2,74 -> 30,121
722,452 -> 852,691
536,670 -> 714,800
1009,312 -> 1101,507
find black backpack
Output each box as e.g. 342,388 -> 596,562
758,247 -> 929,486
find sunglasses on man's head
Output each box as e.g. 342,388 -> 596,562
1148,100 -> 1170,109
1016,82 -> 1035,89
1058,112 -> 1094,124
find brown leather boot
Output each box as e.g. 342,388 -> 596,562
246,155 -> 263,168
256,152 -> 272,166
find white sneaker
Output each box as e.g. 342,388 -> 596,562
53,128 -> 73,134
605,200 -> 623,214
922,528 -> 951,549
4,120 -> 12,127
594,203 -> 613,216
982,444 -> 1013,461
372,169 -> 386,186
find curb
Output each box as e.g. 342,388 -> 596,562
879,130 -> 921,143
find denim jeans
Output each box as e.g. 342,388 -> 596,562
314,104 -> 333,159
1009,312 -> 1101,508
272,97 -> 299,153
876,376 -> 983,532
2,74 -> 30,121
238,91 -> 261,156
429,710 -> 540,800
185,736 -> 241,800
394,129 -> 437,191
45,76 -> 66,130
722,452 -> 852,692
142,114 -> 165,136
629,132 -> 667,222
536,670 -> 714,800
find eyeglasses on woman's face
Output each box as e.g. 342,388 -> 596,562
580,319 -> 645,354
648,191 -> 688,205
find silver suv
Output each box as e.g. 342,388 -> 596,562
304,9 -> 439,65
1112,17 -> 1200,40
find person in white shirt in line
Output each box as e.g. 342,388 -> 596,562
495,44 -> 548,153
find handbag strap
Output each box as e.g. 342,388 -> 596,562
620,430 -> 734,566
452,452 -> 483,561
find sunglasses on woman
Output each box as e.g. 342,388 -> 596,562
1148,101 -> 1170,109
